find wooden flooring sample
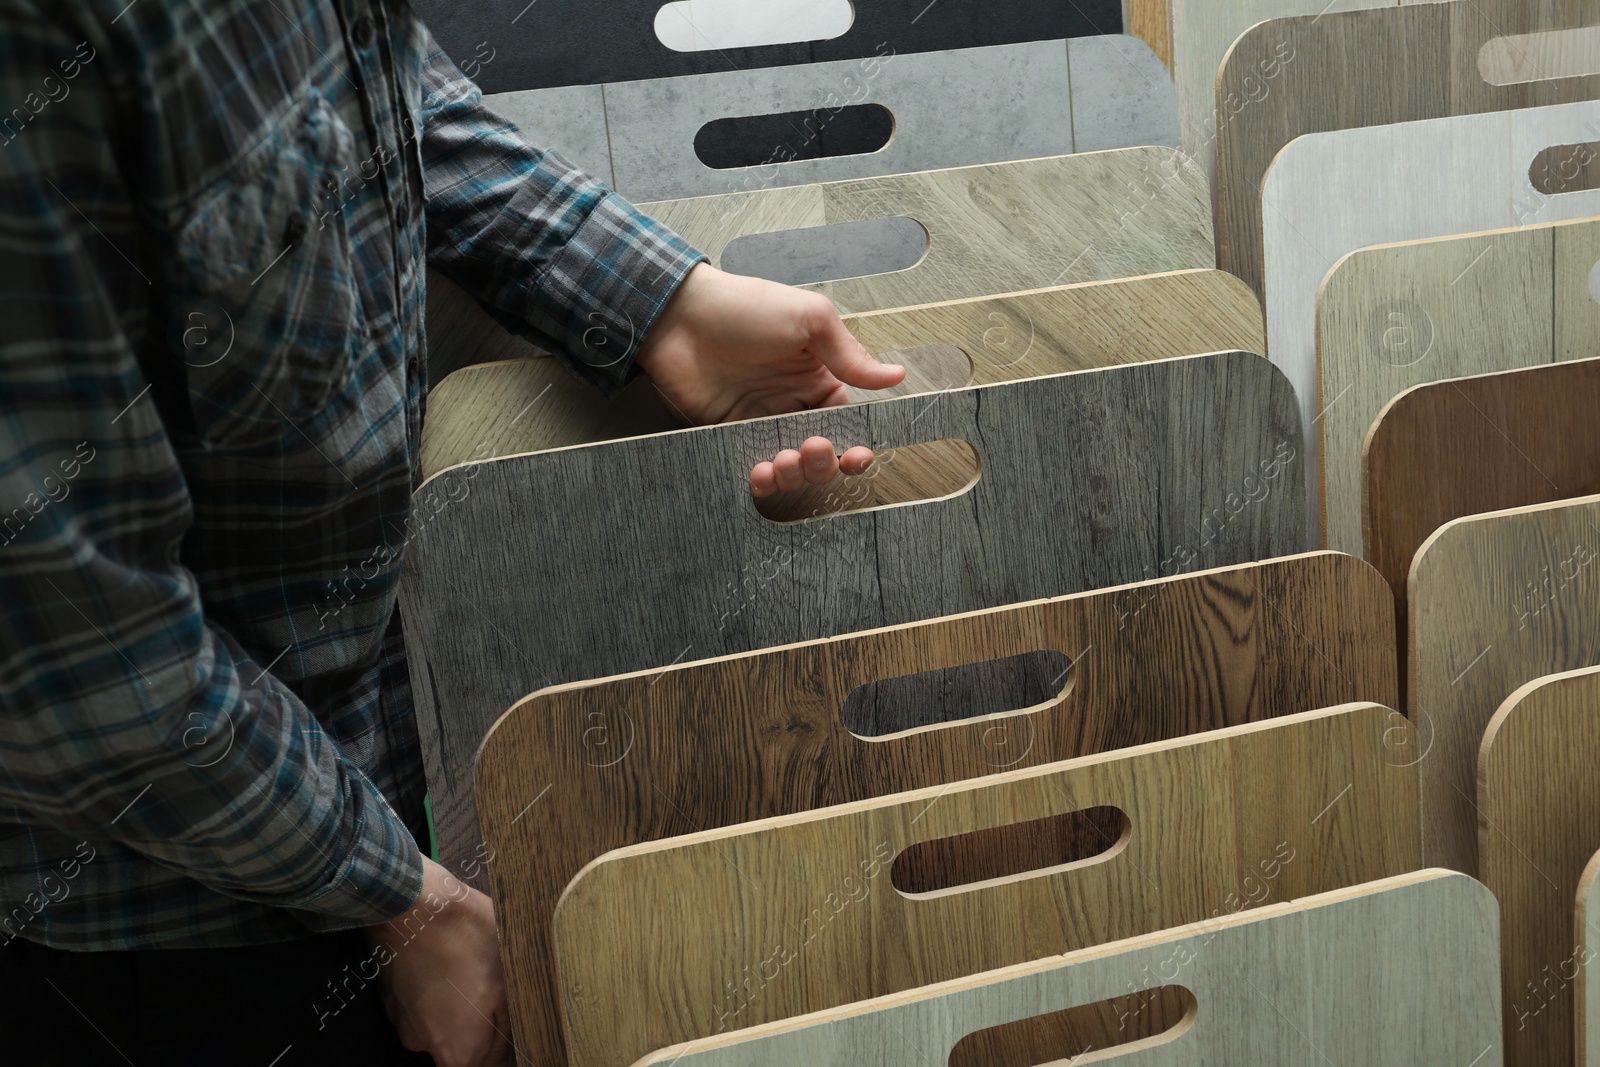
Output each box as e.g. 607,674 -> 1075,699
1219,0 -> 1600,296
1480,665 -> 1600,1067
553,703 -> 1422,1066
1408,495 -> 1600,877
635,871 -> 1499,1067
426,148 -> 1214,385
409,0 -> 1123,94
420,269 -> 1267,479
1365,359 -> 1600,603
484,37 -> 1176,202
1261,101 -> 1600,539
1319,218 -> 1600,555
1171,0 -> 1398,190
402,350 -> 1304,882
1577,849 -> 1600,1066
477,551 -> 1396,1064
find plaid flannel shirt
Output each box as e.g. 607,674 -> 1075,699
0,0 -> 701,949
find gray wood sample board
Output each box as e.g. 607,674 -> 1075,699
486,37 -> 1176,203
399,351 -> 1305,882
427,148 -> 1214,382
1260,100 -> 1600,541
635,871 -> 1500,1067
410,0 -> 1124,94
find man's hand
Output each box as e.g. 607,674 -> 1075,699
366,857 -> 511,1067
635,264 -> 905,496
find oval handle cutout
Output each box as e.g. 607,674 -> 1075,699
695,104 -> 894,170
721,216 -> 929,286
1529,141 -> 1600,196
1479,26 -> 1600,85
841,648 -> 1073,739
948,985 -> 1198,1066
1589,257 -> 1600,306
892,807 -> 1131,897
654,0 -> 854,52
845,344 -> 973,401
753,437 -> 979,524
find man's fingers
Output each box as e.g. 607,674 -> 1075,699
772,449 -> 805,492
804,298 -> 906,392
800,437 -> 840,486
749,461 -> 778,498
840,445 -> 875,476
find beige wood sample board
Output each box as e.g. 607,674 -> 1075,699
1319,217 -> 1600,555
636,870 -> 1499,1067
1576,848 -> 1600,1065
1219,0 -> 1600,296
553,703 -> 1421,1066
1409,495 -> 1600,877
426,148 -> 1213,384
478,551 -> 1397,1064
1261,101 -> 1600,540
1480,665 -> 1600,1067
420,268 -> 1267,478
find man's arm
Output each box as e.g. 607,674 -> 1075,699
0,4 -> 422,935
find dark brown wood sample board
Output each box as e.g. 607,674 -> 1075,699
1215,0 -> 1600,297
398,351 -> 1305,885
476,551 -> 1397,1064
1364,358 -> 1600,604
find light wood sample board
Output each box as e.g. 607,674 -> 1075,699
421,269 -> 1267,478
478,551 -> 1397,1063
1577,849 -> 1600,1065
402,350 -> 1305,882
1480,665 -> 1600,1067
636,871 -> 1499,1067
487,37 -> 1175,202
1319,218 -> 1600,555
1260,100 -> 1600,539
1219,0 -> 1600,296
1408,495 -> 1600,877
427,148 -> 1214,384
1365,359 -> 1600,603
553,704 -> 1422,1066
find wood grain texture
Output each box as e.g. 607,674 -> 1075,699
425,148 -> 1214,386
1170,0 -> 1397,189
477,551 -> 1396,1064
1408,495 -> 1600,877
1261,101 -> 1600,539
1317,217 -> 1600,555
1365,358 -> 1600,604
553,704 -> 1421,1066
1576,849 -> 1600,1066
1125,0 -> 1172,68
644,149 -> 1214,314
1479,665 -> 1600,1067
419,269 -> 1267,479
1218,0 -> 1600,296
633,871 -> 1499,1067
403,350 -> 1305,877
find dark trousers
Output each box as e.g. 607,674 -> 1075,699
0,928 -> 435,1065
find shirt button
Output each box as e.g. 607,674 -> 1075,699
351,13 -> 375,47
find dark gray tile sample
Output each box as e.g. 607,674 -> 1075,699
398,350 -> 1308,875
411,0 -> 1123,94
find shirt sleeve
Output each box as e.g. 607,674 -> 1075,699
417,29 -> 705,395
0,11 -> 423,932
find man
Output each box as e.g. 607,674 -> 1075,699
0,1 -> 902,1063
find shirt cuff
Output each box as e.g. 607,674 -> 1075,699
287,776 -> 427,933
